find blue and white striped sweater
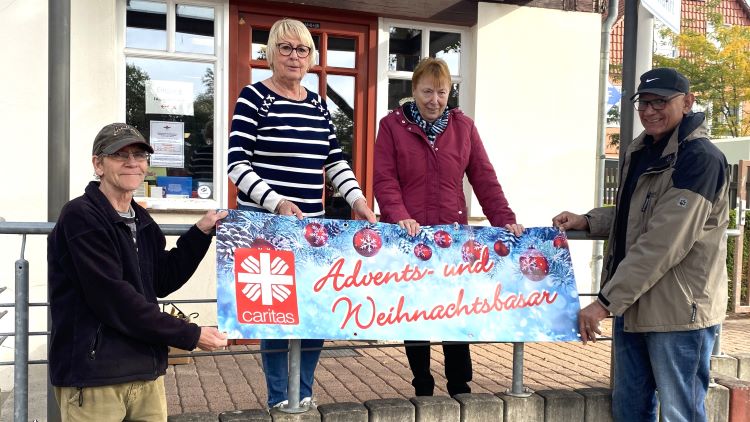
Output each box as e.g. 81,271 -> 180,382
228,82 -> 363,217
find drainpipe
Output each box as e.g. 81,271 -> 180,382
619,0 -> 639,159
48,2 -> 70,421
593,0 -> 619,293
49,0 -> 70,222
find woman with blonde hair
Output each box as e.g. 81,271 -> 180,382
228,18 -> 376,410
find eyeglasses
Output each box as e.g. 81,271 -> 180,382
102,151 -> 151,162
277,43 -> 311,58
633,94 -> 684,111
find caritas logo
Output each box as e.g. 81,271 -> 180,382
234,248 -> 299,325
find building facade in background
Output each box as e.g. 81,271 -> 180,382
0,0 -> 604,391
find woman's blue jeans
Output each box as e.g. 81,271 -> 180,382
261,339 -> 323,407
237,204 -> 323,407
612,316 -> 718,422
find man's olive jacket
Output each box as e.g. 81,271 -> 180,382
587,112 -> 729,332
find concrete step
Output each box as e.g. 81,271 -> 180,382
168,387 -> 735,422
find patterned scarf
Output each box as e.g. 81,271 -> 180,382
407,102 -> 450,146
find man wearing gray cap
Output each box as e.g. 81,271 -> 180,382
553,68 -> 729,421
48,123 -> 229,421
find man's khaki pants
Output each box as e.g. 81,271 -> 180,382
54,376 -> 167,421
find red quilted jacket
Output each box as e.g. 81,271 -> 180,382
374,106 -> 516,227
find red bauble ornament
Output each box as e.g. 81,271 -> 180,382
494,240 -> 509,257
553,233 -> 568,249
413,243 -> 433,261
304,222 -> 329,247
519,247 -> 549,282
433,230 -> 453,248
353,228 -> 382,257
461,240 -> 484,263
251,238 -> 275,250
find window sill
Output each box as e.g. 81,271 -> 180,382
135,197 -> 220,213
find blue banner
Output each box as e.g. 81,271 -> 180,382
216,210 -> 580,342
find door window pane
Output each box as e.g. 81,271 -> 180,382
251,29 -> 269,60
126,0 -> 167,50
251,68 -> 272,83
449,83 -> 460,108
301,73 -> 320,95
327,37 -> 355,68
387,79 -> 413,110
389,27 -> 421,71
326,75 -> 355,160
430,31 -> 461,75
176,4 -> 215,54
325,75 -> 355,219
125,57 -> 215,198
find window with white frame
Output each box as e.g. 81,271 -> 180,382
379,20 -> 469,114
122,0 -> 223,206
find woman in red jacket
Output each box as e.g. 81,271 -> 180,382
373,57 -> 523,397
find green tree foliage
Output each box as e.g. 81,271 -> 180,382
126,64 -> 150,133
654,0 -> 750,137
331,109 -> 353,157
193,67 -> 214,127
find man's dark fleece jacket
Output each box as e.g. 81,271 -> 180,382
48,181 -> 212,387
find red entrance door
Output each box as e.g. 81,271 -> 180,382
228,3 -> 377,217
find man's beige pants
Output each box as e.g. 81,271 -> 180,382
54,376 -> 167,421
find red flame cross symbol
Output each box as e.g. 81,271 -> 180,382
237,252 -> 294,305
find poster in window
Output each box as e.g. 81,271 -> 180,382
145,80 -> 194,116
149,121 -> 185,168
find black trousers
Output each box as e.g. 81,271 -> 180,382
404,341 -> 472,396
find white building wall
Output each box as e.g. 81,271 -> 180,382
0,0 -> 50,391
70,0 -> 120,190
0,0 -> 220,391
472,3 -> 602,294
713,137 -> 750,166
1,1 -> 48,220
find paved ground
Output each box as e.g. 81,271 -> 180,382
164,314 -> 750,416
2,315 -> 748,420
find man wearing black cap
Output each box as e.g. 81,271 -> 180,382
553,68 -> 729,421
48,123 -> 229,421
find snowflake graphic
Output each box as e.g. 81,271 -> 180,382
311,227 -> 327,242
520,259 -> 537,272
359,233 -> 379,252
434,232 -> 448,244
414,244 -> 430,259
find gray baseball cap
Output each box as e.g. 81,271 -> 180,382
92,123 -> 154,155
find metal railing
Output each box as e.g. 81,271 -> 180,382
0,222 -> 736,420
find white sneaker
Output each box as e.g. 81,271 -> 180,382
300,396 -> 317,409
268,400 -> 288,412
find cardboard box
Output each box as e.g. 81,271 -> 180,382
134,182 -> 148,197
168,347 -> 193,365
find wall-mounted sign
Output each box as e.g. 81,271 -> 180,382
642,0 -> 680,33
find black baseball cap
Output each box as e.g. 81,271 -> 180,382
630,68 -> 690,100
92,123 -> 154,156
